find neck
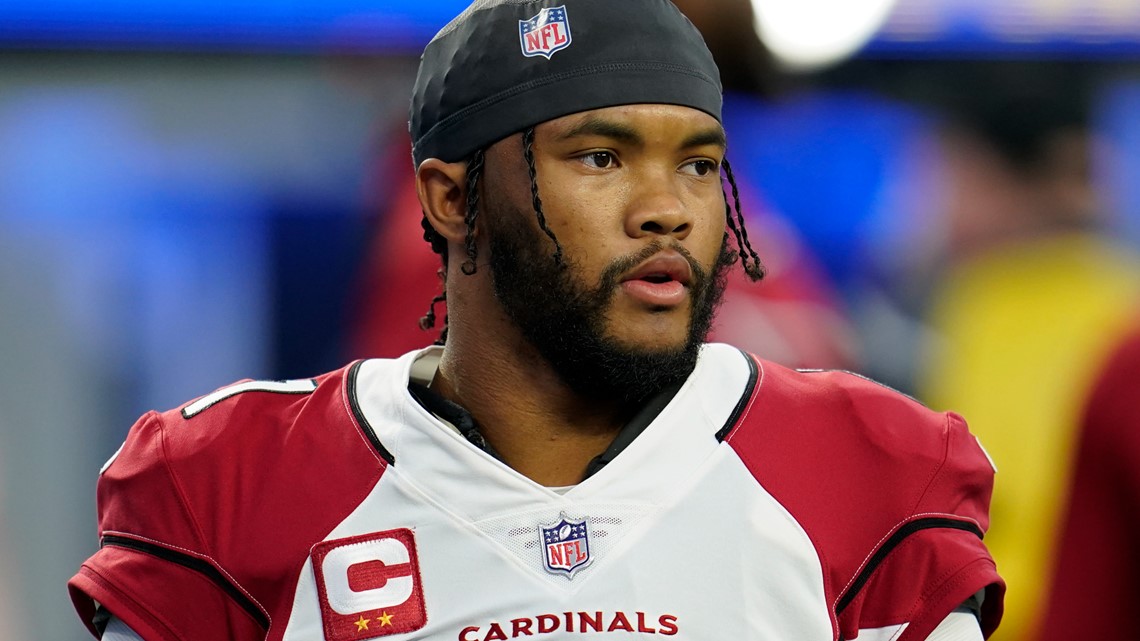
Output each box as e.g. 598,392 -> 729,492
432,288 -> 633,487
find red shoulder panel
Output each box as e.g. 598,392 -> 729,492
69,363 -> 391,639
725,358 -> 1004,639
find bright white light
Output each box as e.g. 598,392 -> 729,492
751,0 -> 899,72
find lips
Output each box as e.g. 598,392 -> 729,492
622,252 -> 693,286
619,251 -> 693,307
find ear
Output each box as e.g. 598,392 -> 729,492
417,158 -> 471,243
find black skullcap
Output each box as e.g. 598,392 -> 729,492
411,0 -> 723,167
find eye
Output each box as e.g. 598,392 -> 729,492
580,151 -> 617,169
681,159 -> 719,177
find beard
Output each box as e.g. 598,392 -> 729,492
484,198 -> 734,407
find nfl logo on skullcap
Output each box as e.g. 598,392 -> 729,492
519,5 -> 572,59
540,514 -> 592,578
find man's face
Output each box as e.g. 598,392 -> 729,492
480,104 -> 733,404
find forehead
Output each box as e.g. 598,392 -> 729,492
537,104 -> 724,141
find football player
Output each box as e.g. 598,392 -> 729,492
70,1 -> 1004,640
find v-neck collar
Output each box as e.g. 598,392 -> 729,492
407,367 -> 685,481
348,344 -> 759,520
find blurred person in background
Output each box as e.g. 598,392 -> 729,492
1037,318 -> 1140,641
916,64 -> 1140,641
352,0 -> 860,371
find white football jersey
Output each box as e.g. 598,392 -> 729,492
70,344 -> 1003,641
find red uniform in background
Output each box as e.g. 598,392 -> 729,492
1039,323 -> 1140,641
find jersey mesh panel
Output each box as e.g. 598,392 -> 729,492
474,504 -> 657,588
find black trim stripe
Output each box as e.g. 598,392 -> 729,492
101,534 -> 269,630
347,360 -> 396,465
835,517 -> 985,615
715,350 -> 760,442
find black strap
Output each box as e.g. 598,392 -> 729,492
92,606 -> 112,638
583,379 -> 685,478
407,380 -> 684,479
409,382 -> 501,459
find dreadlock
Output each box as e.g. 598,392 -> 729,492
521,127 -> 565,266
417,217 -> 450,343
721,157 -> 765,281
419,148 -> 486,341
461,149 -> 486,275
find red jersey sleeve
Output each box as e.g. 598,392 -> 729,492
727,360 -> 1005,641
842,413 -> 1005,641
68,411 -> 269,641
70,366 -> 388,641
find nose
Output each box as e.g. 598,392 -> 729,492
623,176 -> 693,240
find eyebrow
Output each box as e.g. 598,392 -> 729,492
681,128 -> 727,150
559,117 -> 642,145
558,116 -> 727,150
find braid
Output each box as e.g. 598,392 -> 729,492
722,185 -> 748,266
421,214 -> 448,263
722,157 -> 766,282
418,149 -> 486,339
419,291 -> 447,330
522,127 -> 565,267
461,148 -> 485,275
418,217 -> 449,333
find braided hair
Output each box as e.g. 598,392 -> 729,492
721,157 -> 765,281
418,148 -> 485,343
418,130 -> 765,341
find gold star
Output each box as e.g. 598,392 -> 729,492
378,611 -> 395,627
354,615 -> 371,632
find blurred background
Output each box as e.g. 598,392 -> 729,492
3,0 -> 1140,639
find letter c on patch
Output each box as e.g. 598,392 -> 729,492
322,537 -> 414,615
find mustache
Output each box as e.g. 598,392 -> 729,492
596,240 -> 711,294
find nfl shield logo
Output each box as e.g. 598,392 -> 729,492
540,514 -> 592,577
519,5 -> 572,59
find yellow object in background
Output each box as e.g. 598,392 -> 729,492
919,232 -> 1140,641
